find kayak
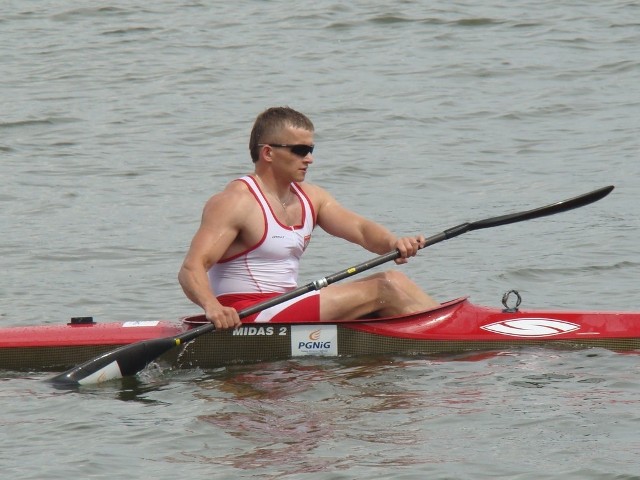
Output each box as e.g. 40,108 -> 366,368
9,186 -> 617,386
3,292 -> 640,373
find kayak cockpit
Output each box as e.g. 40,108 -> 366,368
180,296 -> 470,327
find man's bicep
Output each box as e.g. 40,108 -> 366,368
188,199 -> 241,269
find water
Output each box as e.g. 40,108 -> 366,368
2,1 -> 639,478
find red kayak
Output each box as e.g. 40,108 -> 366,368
3,292 -> 639,373
18,186 -> 619,386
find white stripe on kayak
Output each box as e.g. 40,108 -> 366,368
481,318 -> 580,337
122,321 -> 160,327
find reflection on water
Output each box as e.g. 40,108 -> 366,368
191,359 -> 441,473
150,350 -> 640,476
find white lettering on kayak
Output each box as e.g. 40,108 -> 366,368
481,318 -> 580,337
232,326 -> 278,336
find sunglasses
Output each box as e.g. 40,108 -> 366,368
259,143 -> 314,157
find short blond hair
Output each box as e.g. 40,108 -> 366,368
249,107 -> 314,162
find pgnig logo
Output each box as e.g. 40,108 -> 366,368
291,324 -> 337,357
298,329 -> 331,350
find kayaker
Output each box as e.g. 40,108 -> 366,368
178,106 -> 439,329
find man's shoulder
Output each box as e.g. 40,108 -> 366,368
295,181 -> 324,197
224,177 -> 253,194
297,181 -> 335,206
204,179 -> 254,211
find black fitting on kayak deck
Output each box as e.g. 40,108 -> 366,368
502,290 -> 522,313
68,317 -> 95,325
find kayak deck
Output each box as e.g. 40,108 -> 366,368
2,297 -> 640,372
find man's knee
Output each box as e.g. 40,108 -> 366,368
376,270 -> 412,296
380,269 -> 410,285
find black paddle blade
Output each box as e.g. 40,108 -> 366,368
468,185 -> 614,231
426,185 -> 615,246
48,336 -> 181,387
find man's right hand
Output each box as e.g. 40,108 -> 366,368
204,304 -> 242,330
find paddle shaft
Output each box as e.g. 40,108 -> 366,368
49,185 -> 614,385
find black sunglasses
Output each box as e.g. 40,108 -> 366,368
259,143 -> 314,157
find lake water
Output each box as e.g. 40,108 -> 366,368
2,1 -> 639,478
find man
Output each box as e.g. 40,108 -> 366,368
178,106 -> 439,329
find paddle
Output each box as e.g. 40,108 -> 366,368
49,185 -> 614,386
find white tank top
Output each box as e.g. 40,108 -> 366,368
208,176 -> 315,295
